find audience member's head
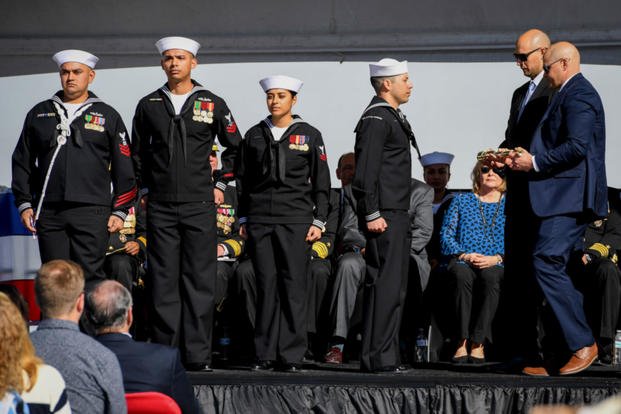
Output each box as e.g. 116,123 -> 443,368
35,260 -> 85,321
421,151 -> 454,194
86,280 -> 133,335
0,284 -> 29,323
0,293 -> 40,396
471,160 -> 507,195
336,152 -> 355,187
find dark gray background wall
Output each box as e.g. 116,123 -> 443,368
2,0 -> 620,76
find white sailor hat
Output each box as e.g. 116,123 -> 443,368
369,58 -> 408,77
155,36 -> 201,56
52,49 -> 99,69
259,75 -> 304,93
420,151 -> 455,167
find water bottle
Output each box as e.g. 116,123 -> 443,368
415,328 -> 429,363
614,330 -> 621,367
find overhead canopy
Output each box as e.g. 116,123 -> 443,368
1,0 -> 620,76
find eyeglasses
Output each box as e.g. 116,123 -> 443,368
513,47 -> 541,62
480,166 -> 505,178
543,58 -> 564,73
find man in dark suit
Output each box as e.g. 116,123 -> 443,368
497,29 -> 555,365
570,205 -> 621,364
86,280 -> 201,414
508,41 -> 607,376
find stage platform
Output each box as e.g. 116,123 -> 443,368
189,361 -> 621,413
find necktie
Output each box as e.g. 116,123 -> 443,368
518,81 -> 536,119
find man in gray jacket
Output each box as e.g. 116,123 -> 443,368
31,260 -> 126,414
401,179 -> 434,361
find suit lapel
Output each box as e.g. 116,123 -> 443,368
540,74 -> 582,123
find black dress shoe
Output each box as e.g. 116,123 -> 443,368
186,363 -> 213,372
470,356 -> 486,364
451,355 -> 469,364
281,363 -> 304,373
303,349 -> 315,363
375,365 -> 411,373
251,360 -> 275,371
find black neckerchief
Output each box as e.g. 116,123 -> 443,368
259,115 -> 304,184
159,80 -> 209,166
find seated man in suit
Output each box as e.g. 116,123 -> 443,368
86,280 -> 200,414
104,195 -> 149,340
212,144 -> 246,362
570,204 -> 621,364
400,178 -> 434,362
306,188 -> 340,360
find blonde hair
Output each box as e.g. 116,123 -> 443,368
0,293 -> 41,395
35,260 -> 85,318
471,160 -> 507,194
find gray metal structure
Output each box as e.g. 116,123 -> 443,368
2,0 -> 620,77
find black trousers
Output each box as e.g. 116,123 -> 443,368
401,256 -> 428,343
104,253 -> 138,291
447,260 -> 504,345
307,258 -> 331,335
37,202 -> 110,284
499,200 -> 542,360
148,201 -> 216,365
247,222 -> 310,365
360,210 -> 410,371
215,261 -> 237,307
574,259 -> 621,341
232,258 -> 257,330
229,258 -> 258,358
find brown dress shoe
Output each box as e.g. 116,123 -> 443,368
559,343 -> 598,376
522,366 -> 549,376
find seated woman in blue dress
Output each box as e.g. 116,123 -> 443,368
440,160 -> 506,363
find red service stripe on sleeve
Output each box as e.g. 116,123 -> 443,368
114,187 -> 138,207
114,196 -> 134,207
117,189 -> 138,204
222,173 -> 234,178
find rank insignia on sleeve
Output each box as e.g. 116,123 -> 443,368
193,101 -> 214,124
118,132 -> 131,157
225,112 -> 237,133
289,135 -> 309,152
319,145 -> 328,161
84,114 -> 105,132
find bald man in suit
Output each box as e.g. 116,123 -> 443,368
87,280 -> 200,413
508,42 -> 607,376
497,29 -> 556,366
